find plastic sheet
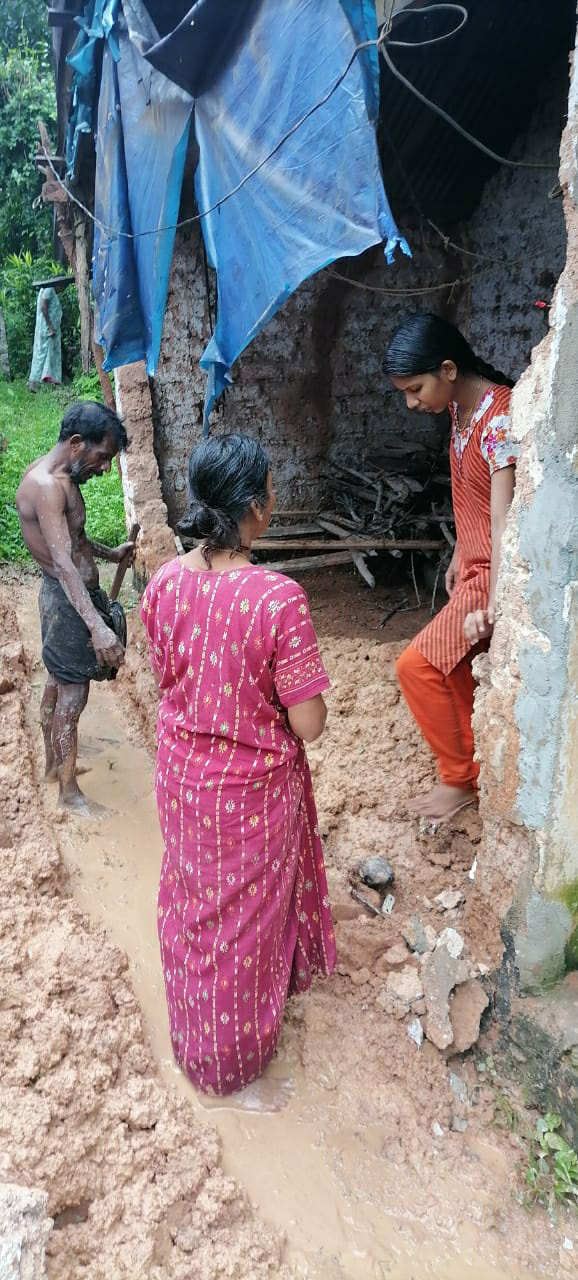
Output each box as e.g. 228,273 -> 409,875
65,0 -> 121,178
194,0 -> 410,425
92,0 -> 193,373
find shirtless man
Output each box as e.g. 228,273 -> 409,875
16,401 -> 135,815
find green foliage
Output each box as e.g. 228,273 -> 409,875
2,1 -> 51,54
0,378 -> 127,563
0,251 -> 80,380
0,37 -> 56,261
523,1113 -> 578,1217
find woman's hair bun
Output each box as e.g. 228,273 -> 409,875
177,499 -> 233,542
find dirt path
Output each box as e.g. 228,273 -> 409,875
5,569 -> 574,1279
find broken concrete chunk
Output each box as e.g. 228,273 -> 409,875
357,856 -> 394,890
421,947 -> 469,1051
400,915 -> 436,955
386,966 -> 424,1006
436,927 -> 464,959
0,1182 -> 52,1278
435,888 -> 465,912
407,1016 -> 424,1047
379,941 -> 411,969
449,978 -> 489,1053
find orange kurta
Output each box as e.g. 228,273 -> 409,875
413,384 -> 514,675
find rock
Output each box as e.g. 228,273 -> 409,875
412,998 -> 426,1016
380,941 -> 411,968
357,856 -> 394,890
401,915 -> 436,955
387,966 -> 424,1006
449,979 -> 489,1052
376,987 -> 406,1020
450,1114 -> 468,1133
349,966 -> 371,987
436,927 -> 464,959
432,1121 -> 444,1138
421,946 -> 469,1051
0,1183 -> 52,1278
381,893 -> 395,915
449,1071 -> 468,1106
407,1017 -> 424,1047
435,888 -> 465,912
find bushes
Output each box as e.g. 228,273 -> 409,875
0,251 -> 80,380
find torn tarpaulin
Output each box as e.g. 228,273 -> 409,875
91,0 -> 193,374
194,0 -> 410,425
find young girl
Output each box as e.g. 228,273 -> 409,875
383,313 -> 517,821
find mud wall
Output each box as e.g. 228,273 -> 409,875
473,50 -> 578,995
145,67 -> 566,527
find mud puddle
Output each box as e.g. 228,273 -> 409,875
16,576 -> 566,1280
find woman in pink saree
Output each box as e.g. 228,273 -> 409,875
141,435 -> 336,1095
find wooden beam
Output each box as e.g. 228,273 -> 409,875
264,552 -> 355,573
253,538 -> 444,552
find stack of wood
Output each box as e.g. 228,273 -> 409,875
252,445 -> 455,591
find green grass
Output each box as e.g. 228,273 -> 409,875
0,376 -> 126,562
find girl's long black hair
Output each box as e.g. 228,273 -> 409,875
383,313 -> 514,387
177,433 -> 270,566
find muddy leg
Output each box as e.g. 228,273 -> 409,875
53,681 -> 93,813
40,675 -> 59,779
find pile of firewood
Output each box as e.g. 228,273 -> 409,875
251,444 -> 455,596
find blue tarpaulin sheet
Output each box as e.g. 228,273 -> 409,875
194,0 -> 410,423
92,0 -> 193,374
66,0 -> 410,399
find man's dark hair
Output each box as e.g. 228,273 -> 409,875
59,401 -> 129,452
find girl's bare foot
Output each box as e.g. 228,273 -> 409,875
407,783 -> 476,821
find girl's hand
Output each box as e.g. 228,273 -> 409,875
464,606 -> 495,643
445,543 -> 459,597
445,558 -> 458,597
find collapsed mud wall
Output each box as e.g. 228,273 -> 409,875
0,592 -> 287,1279
471,49 -> 578,1135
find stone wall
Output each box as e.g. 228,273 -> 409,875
149,64 -> 567,528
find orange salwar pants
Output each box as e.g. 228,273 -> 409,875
396,644 -> 478,789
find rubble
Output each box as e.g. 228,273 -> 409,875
449,980 -> 489,1053
407,1017 -> 424,1048
421,946 -> 469,1051
434,888 -> 465,913
400,916 -> 437,955
0,1183 -> 52,1280
436,928 -> 465,959
357,856 -> 394,891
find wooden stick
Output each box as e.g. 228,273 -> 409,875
253,537 -> 444,552
109,523 -> 140,601
264,551 -> 355,573
316,517 -> 374,588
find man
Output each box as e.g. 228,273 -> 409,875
16,401 -> 136,815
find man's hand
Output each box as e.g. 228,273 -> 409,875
464,606 -> 495,645
112,541 -> 137,565
91,620 -> 125,668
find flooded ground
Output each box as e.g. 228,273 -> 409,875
3,569 -> 575,1279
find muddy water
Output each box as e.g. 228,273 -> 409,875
19,583 -> 554,1280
